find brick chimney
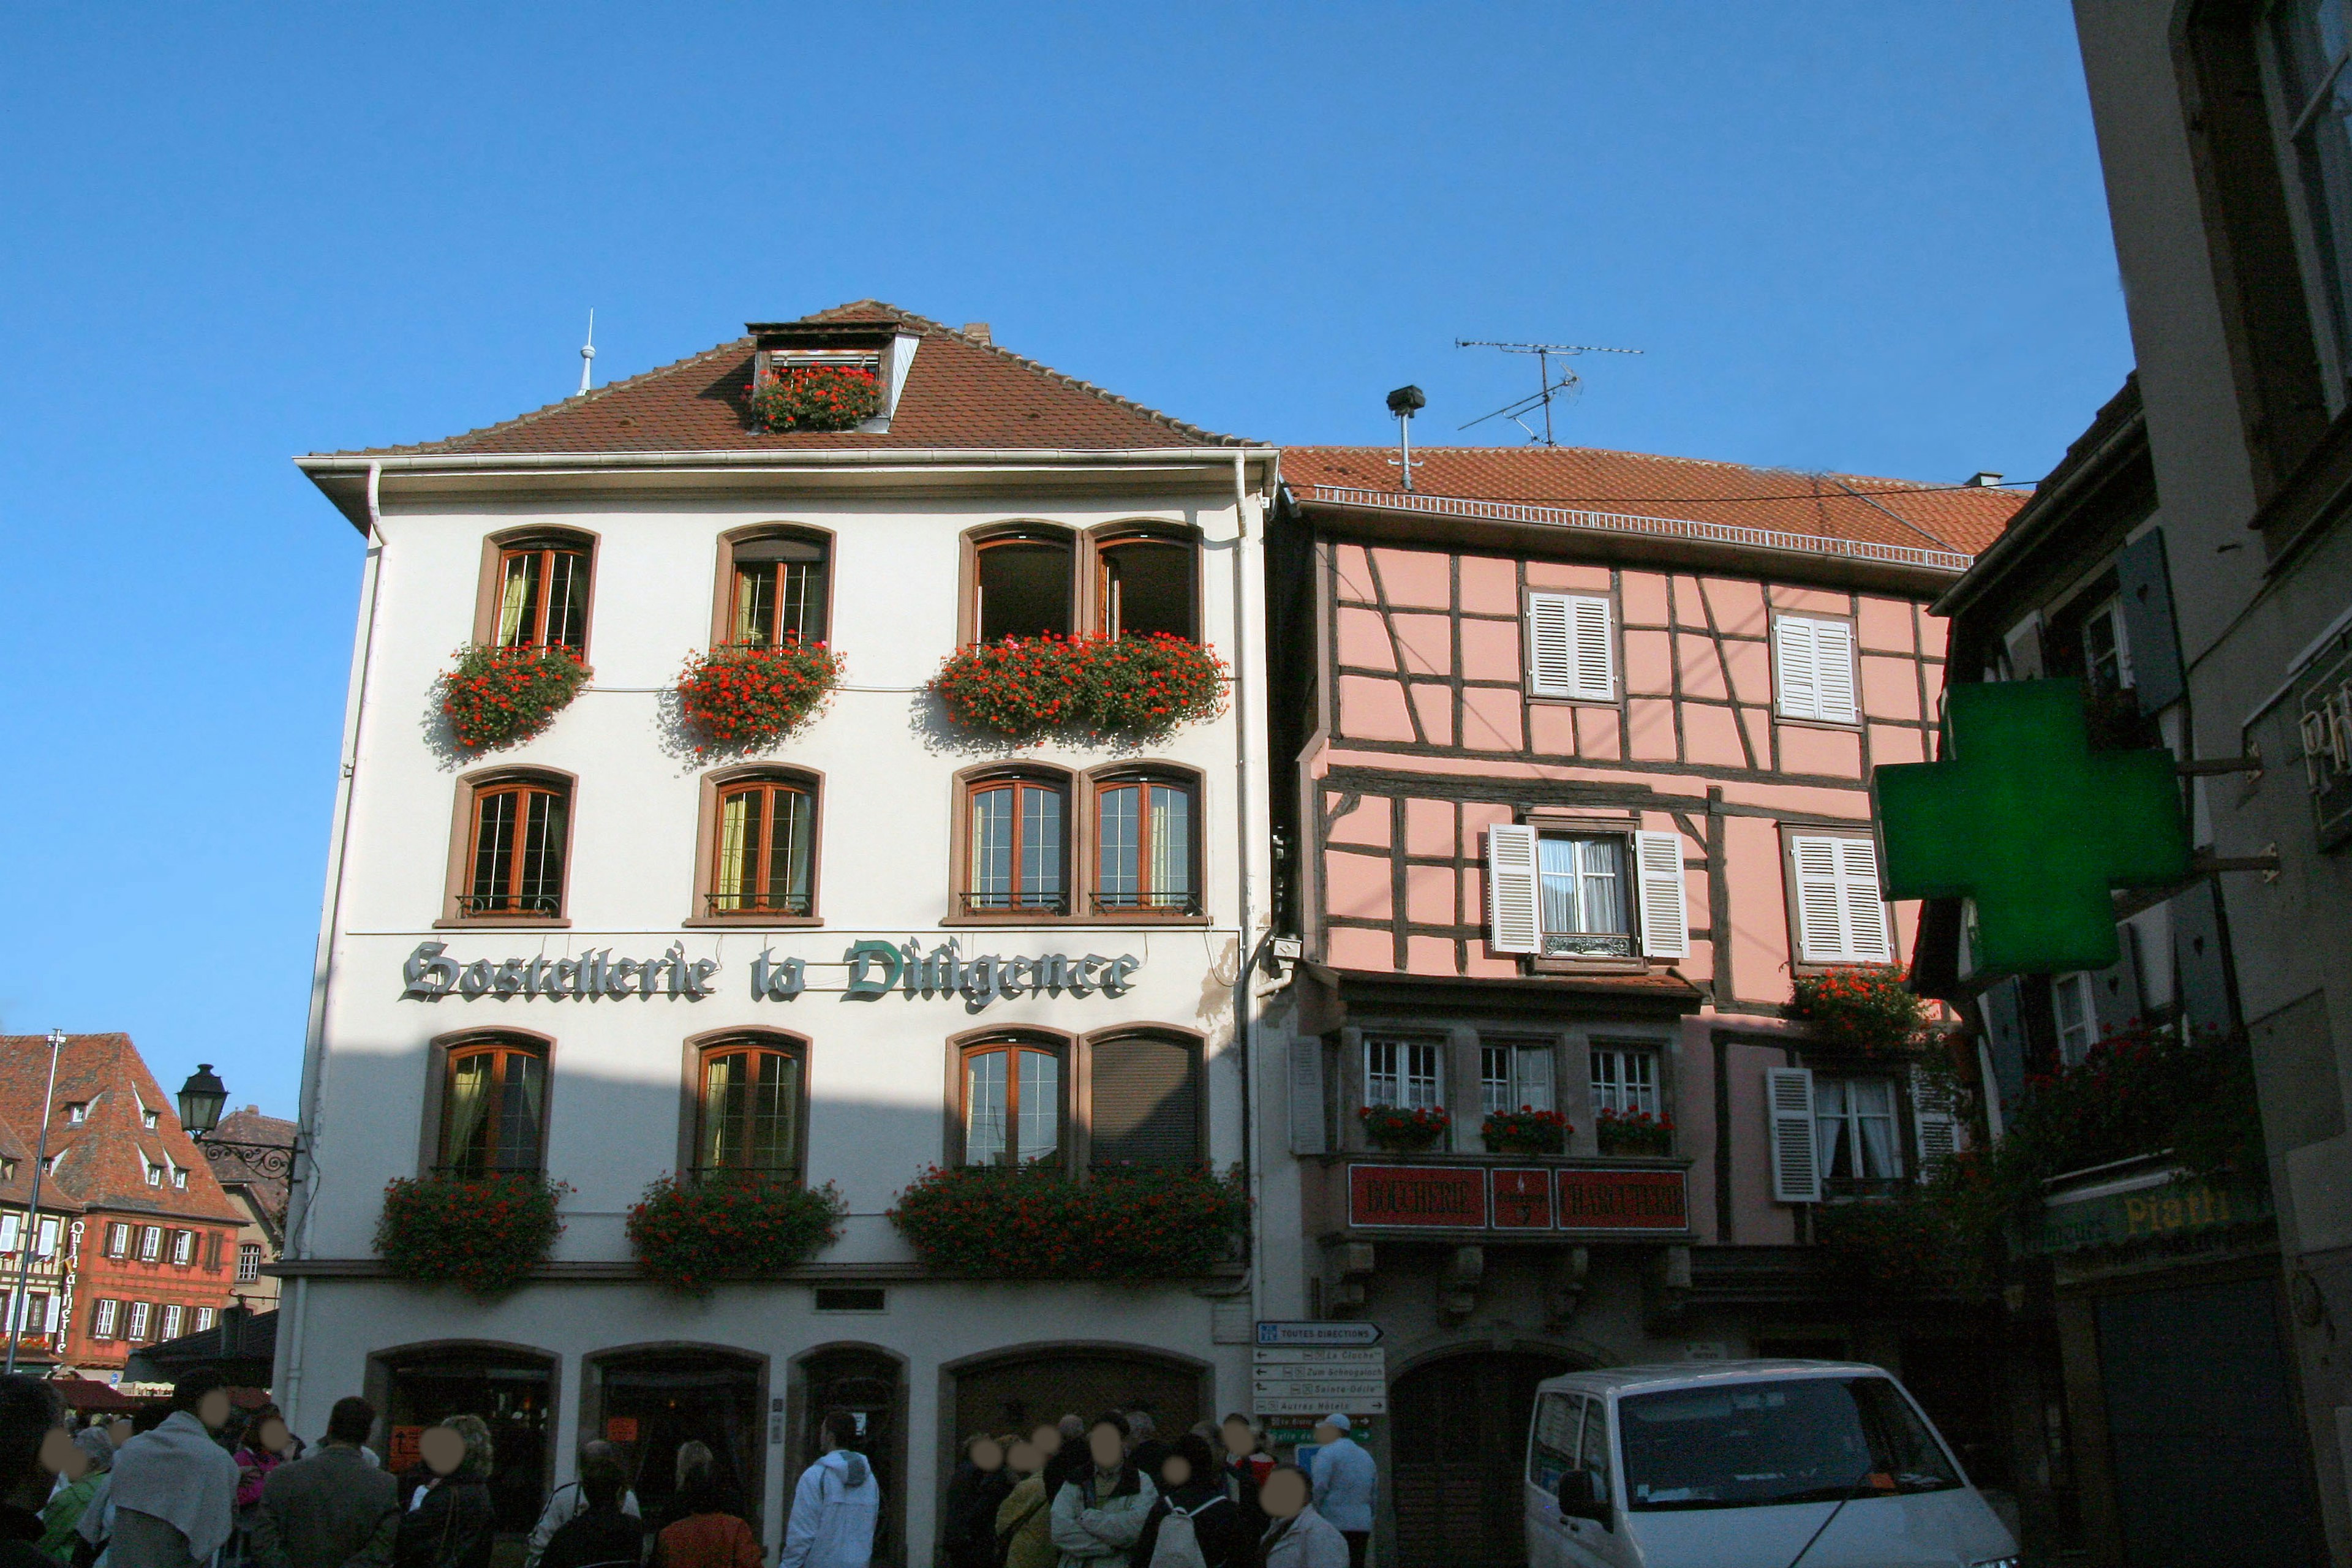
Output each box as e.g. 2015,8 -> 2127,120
962,323 -> 992,345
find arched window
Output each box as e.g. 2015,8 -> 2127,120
462,776 -> 570,919
493,533 -> 593,652
1095,532 -> 1196,641
696,1039 -> 805,1177
439,1037 -> 548,1177
710,775 -> 816,916
974,530 -> 1074,643
1091,772 -> 1197,914
964,772 -> 1068,914
960,1039 -> 1063,1166
728,532 -> 830,647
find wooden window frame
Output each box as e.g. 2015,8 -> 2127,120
710,524 -> 835,650
235,1243 -> 261,1283
439,767 -> 576,929
1778,826 -> 1894,973
949,1031 -> 1074,1171
1084,1026 -> 1208,1169
952,766 -> 1074,919
963,524 -> 1080,647
687,766 -> 825,927
959,521 -> 1205,647
687,1033 -> 812,1182
1087,767 -> 1204,918
473,527 -> 598,656
432,1033 -> 554,1178
1091,524 -> 1203,643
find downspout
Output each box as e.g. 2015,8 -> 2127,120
1230,451 -> 1263,1315
280,458 -> 387,1430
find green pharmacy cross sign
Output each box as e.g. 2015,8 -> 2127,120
1873,679 -> 2189,976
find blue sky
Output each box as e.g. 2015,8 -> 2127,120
0,5 -> 2131,1114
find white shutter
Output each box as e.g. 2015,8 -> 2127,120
1289,1035 -> 1327,1155
1790,835 -> 1845,963
1836,838 -> 1891,962
1812,620 -> 1858,725
1775,617 -> 1820,719
1912,1066 -> 1961,1175
1569,595 -> 1615,700
1487,824 -> 1542,954
1632,831 -> 1689,959
1767,1066 -> 1821,1203
1527,594 -> 1576,698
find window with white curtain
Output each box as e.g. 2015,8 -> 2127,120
1537,835 -> 1630,957
1590,1046 -> 1661,1116
2053,973 -> 2099,1065
1480,1042 -> 1555,1114
1814,1076 -> 1904,1183
1364,1038 -> 1444,1110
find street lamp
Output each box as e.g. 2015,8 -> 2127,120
5,1029 -> 64,1376
175,1065 -> 301,1181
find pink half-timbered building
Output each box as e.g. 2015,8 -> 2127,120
1262,445 -> 2024,1566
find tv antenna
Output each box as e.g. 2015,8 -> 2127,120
1455,339 -> 1642,447
578,309 -> 597,396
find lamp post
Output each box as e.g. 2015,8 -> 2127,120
5,1029 -> 64,1376
175,1065 -> 301,1180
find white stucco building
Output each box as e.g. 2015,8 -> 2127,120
281,304 -> 1285,1559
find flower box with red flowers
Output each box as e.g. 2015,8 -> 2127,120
438,643 -> 592,752
929,633 -> 1227,743
1789,964 -> 1929,1057
888,1161 -> 1248,1279
747,366 -> 884,434
676,640 -> 845,753
627,1170 -> 846,1295
1596,1107 -> 1675,1158
1357,1104 -> 1452,1153
374,1173 -> 569,1298
1480,1107 -> 1570,1156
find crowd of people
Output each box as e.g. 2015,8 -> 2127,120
0,1375 -> 1378,1568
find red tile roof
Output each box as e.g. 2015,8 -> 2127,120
0,1036 -> 242,1224
1284,445 -> 2027,558
326,301 -> 1262,457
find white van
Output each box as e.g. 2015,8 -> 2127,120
1524,1361 -> 2019,1568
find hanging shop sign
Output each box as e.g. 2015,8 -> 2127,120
1555,1169 -> 1687,1231
1346,1165 -> 1488,1229
1344,1164 -> 1689,1234
401,938 -> 1140,1012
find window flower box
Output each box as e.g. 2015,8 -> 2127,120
748,366 -> 884,434
1480,1107 -> 1570,1156
627,1171 -> 846,1295
1357,1104 -> 1451,1153
1596,1107 -> 1675,1158
374,1174 -> 569,1297
1789,964 -> 1928,1057
929,633 -> 1227,743
676,641 -> 845,753
438,643 -> 592,752
888,1162 -> 1248,1278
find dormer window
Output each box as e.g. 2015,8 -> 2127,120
142,1109 -> 159,1131
744,320 -> 920,434
63,1104 -> 86,1126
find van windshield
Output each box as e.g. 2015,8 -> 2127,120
1618,1376 -> 1961,1511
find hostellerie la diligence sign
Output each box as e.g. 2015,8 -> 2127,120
401,938 -> 1139,1013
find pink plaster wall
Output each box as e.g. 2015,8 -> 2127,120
1460,618 -> 1521,682
1407,935 -> 1457,974
1336,607 -> 1393,670
1338,674 -> 1415,741
1529,704 -> 1576,757
1860,655 -> 1921,721
1461,685 -> 1525,752
1769,584 -> 1850,615
1460,802 -> 1512,858
1725,813 -> 1790,1001
1627,698 -> 1677,760
1624,630 -> 1674,696
1722,639 -> 1773,703
1526,560 -> 1613,592
1325,853 -> 1394,923
1777,723 -> 1864,778
1702,577 -> 1769,636
1620,570 -> 1670,627
1325,925 -> 1391,970
1371,547 -> 1451,608
1916,606 -> 1950,661
1409,683 -> 1453,745
1325,794 -> 1390,847
1392,612 -> 1453,676
1406,864 -> 1455,926
1856,595 -> 1915,653
1677,633 -> 1729,699
1333,544 -> 1375,601
1578,706 -> 1624,759
1870,723 -> 1926,765
1673,575 -> 1711,628
1724,1035 -> 1801,1243
1741,707 -> 1775,771
1683,703 -> 1747,767
1404,797 -> 1453,858
1460,555 -> 1518,615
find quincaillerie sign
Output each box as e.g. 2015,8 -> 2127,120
401,938 -> 1140,1014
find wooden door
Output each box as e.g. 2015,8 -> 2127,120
1391,1352 -> 1573,1568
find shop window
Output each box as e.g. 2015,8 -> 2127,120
1096,533 -> 1194,640
960,1039 -> 1063,1166
974,532 -> 1074,644
727,532 -> 830,648
89,1300 -> 117,1341
439,1037 -> 549,1178
1788,835 -> 1891,966
1089,1033 -> 1200,1167
964,772 -> 1068,914
1364,1036 -> 1443,1111
696,1039 -> 806,1178
1814,1076 -> 1904,1193
1092,773 -> 1197,914
1590,1046 -> 1660,1117
1480,1041 -> 1555,1115
710,775 -> 817,918
492,533 -> 593,653
461,775 -> 571,920
236,1243 -> 262,1283
1774,615 -> 1858,725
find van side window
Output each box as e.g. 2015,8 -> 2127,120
1579,1396 -> 1613,1503
1529,1392 -> 1578,1490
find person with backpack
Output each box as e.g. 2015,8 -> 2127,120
1129,1438 -> 1237,1568
993,1441 -> 1054,1568
522,1442 -> 639,1568
1215,1418 -> 1272,1551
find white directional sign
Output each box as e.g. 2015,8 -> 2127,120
1256,1321 -> 1383,1347
1251,1345 -> 1387,1415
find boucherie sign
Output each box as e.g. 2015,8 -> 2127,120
1346,1163 -> 1688,1234
401,938 -> 1140,1012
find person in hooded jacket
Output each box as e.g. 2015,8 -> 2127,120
941,1435 -> 1010,1568
1047,1415 -> 1155,1568
777,1412 -> 879,1568
1129,1438 -> 1237,1568
391,1419 -> 494,1568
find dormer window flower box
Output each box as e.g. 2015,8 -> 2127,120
1480,1107 -> 1570,1156
930,632 -> 1227,743
1357,1104 -> 1451,1153
439,643 -> 593,752
747,353 -> 884,434
676,641 -> 845,753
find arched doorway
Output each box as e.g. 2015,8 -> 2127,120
371,1342 -> 555,1537
1390,1349 -> 1575,1568
948,1345 -> 1207,1442
794,1346 -> 907,1567
586,1348 -> 766,1531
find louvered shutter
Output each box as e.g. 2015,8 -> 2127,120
1289,1036 -> 1327,1155
2092,922 -> 2143,1038
1767,1066 -> 1821,1203
1790,836 -> 1847,963
1090,1035 -> 1199,1166
1527,594 -> 1577,698
1812,620 -> 1858,725
1775,617 -> 1820,719
1911,1066 -> 1961,1174
1836,838 -> 1891,962
1569,595 -> 1615,700
1632,831 -> 1689,959
1487,824 -> 1542,954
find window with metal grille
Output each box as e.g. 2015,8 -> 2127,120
439,1039 -> 549,1177
710,777 -> 816,916
1364,1038 -> 1443,1110
494,535 -> 592,652
962,1041 -> 1062,1166
1480,1042 -> 1555,1115
235,1243 -> 262,1283
965,775 -> 1067,914
1090,1035 -> 1201,1166
729,533 -> 829,648
1589,1046 -> 1660,1117
698,1042 -> 805,1177
1093,776 -> 1197,914
1537,835 -> 1630,957
464,778 -> 570,918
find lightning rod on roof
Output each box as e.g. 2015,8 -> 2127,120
1455,339 -> 1642,447
578,309 -> 597,396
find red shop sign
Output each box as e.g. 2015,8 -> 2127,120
1556,1169 -> 1688,1231
1349,1165 -> 1487,1228
1491,1169 -> 1555,1229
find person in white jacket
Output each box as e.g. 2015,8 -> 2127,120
778,1413 -> 880,1568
